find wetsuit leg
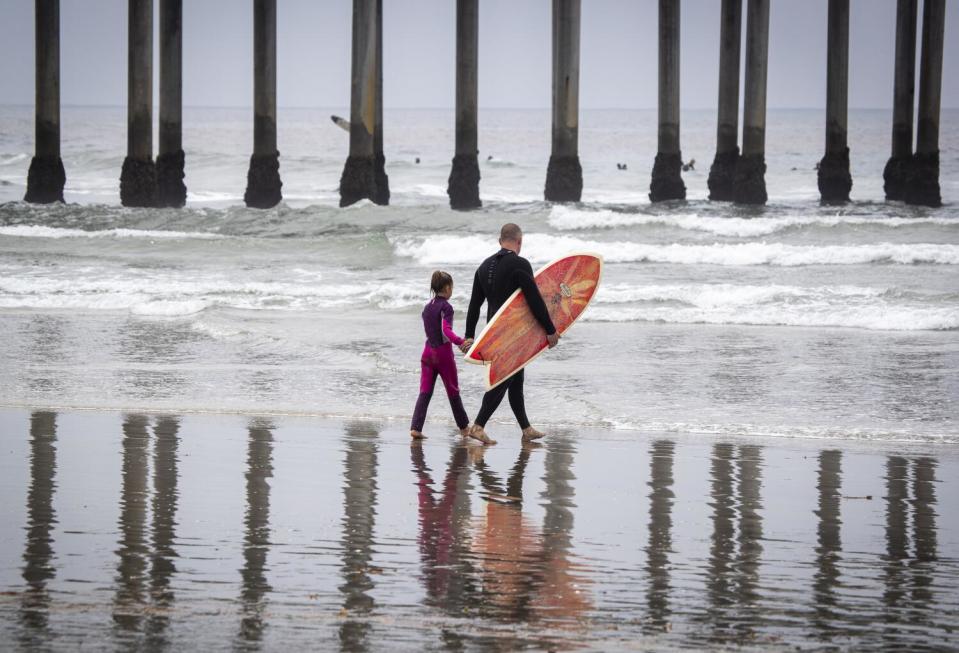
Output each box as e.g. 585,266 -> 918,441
435,345 -> 470,429
506,369 -> 530,430
474,374 -> 516,427
411,351 -> 439,431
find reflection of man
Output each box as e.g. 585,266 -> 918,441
465,223 -> 560,445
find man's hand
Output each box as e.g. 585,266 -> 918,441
459,338 -> 474,353
546,332 -> 560,349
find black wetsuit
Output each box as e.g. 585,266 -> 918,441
465,248 -> 556,429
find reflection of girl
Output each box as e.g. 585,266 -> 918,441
410,271 -> 473,439
410,444 -> 471,604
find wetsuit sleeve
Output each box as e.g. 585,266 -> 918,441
511,262 -> 556,335
441,304 -> 464,345
465,268 -> 485,339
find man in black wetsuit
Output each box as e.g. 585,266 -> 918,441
464,223 -> 560,445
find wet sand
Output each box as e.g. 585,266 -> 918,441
1,407 -> 957,651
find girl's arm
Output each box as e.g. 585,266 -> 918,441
441,304 -> 464,345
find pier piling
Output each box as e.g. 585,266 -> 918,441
707,0 -> 742,202
157,0 -> 186,208
733,0 -> 769,205
818,0 -> 851,204
340,0 -> 379,207
447,0 -> 481,210
650,0 -> 685,202
244,0 -> 282,209
883,0 -> 918,201
372,0 -> 389,206
120,0 -> 157,207
544,0 -> 583,203
907,0 -> 944,207
25,0 -> 65,204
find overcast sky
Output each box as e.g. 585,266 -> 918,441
0,0 -> 956,109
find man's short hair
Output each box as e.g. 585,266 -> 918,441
500,223 -> 522,242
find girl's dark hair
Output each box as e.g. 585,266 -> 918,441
430,270 -> 453,295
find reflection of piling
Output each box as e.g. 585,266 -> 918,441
372,0 -> 389,206
146,417 -> 180,643
340,0 -> 379,207
120,0 -> 157,207
649,0 -> 685,202
339,423 -> 380,651
733,0 -> 769,205
707,0 -> 742,202
906,0 -> 944,207
883,0 -> 918,201
20,412 -> 58,638
25,0 -> 65,204
645,440 -> 674,632
818,0 -> 851,204
447,0 -> 481,210
244,0 -> 282,209
544,0 -> 583,203
881,455 -> 938,639
813,450 -> 842,632
114,415 -> 150,632
705,443 -> 735,638
156,0 -> 186,208
913,458 -> 937,562
239,423 -> 274,643
734,444 -> 762,638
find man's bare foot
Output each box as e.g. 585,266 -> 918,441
410,430 -> 425,440
459,427 -> 470,437
521,426 -> 545,441
467,424 -> 497,446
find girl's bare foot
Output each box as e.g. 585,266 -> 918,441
410,430 -> 425,439
467,424 -> 497,446
521,426 -> 545,441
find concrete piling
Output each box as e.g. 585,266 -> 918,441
244,0 -> 282,209
157,0 -> 186,208
447,0 -> 481,210
733,0 -> 769,205
707,0 -> 742,202
25,0 -> 65,204
907,0 -> 944,207
340,0 -> 379,207
372,0 -> 389,206
120,0 -> 157,207
649,0 -> 685,202
818,0 -> 851,203
884,0 -> 918,201
544,0 -> 583,203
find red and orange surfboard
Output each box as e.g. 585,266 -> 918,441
465,253 -> 603,390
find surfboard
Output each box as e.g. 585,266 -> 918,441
330,115 -> 351,132
465,253 -> 603,390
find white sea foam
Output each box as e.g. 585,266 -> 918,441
130,299 -> 210,316
393,233 -> 959,266
0,273 -> 427,313
596,282 -> 888,307
0,225 -> 226,240
584,282 -> 959,330
548,205 -> 959,237
587,295 -> 959,331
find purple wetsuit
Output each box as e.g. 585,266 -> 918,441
410,296 -> 470,432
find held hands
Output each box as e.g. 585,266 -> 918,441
459,338 -> 474,353
546,332 -> 560,349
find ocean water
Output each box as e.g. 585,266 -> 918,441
1,106 -> 958,443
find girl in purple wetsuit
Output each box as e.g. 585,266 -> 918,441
410,271 -> 474,439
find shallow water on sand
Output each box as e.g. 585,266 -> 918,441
1,408 -> 957,651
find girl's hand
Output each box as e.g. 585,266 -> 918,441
459,339 -> 474,353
